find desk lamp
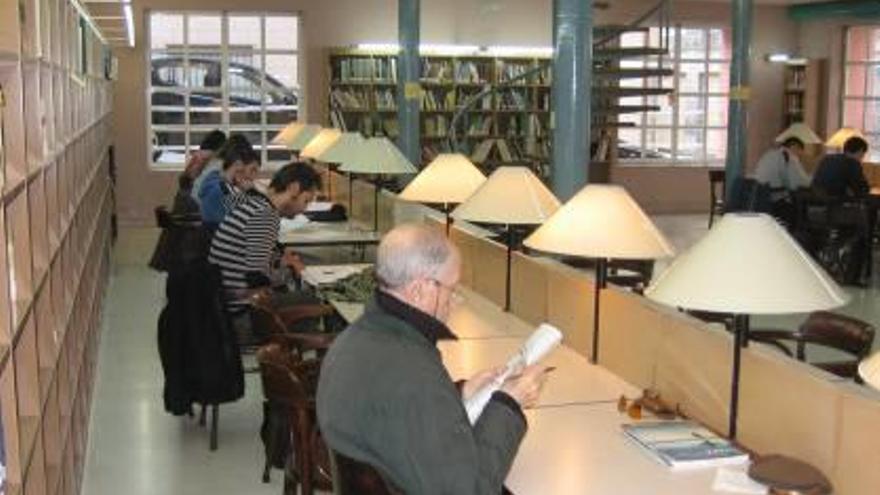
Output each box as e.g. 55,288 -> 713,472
270,121 -> 308,147
286,124 -> 322,153
645,213 -> 848,438
452,166 -> 560,312
338,137 -> 417,231
524,184 -> 674,363
774,123 -> 822,145
859,352 -> 880,390
398,153 -> 487,236
316,132 -> 366,203
300,128 -> 344,200
826,127 -> 865,151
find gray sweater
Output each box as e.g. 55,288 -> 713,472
317,292 -> 527,494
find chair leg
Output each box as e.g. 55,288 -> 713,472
199,404 -> 207,427
262,460 -> 271,483
210,404 -> 219,451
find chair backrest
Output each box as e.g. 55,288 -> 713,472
725,177 -> 773,214
155,205 -> 173,229
329,449 -> 400,495
250,291 -> 289,341
709,169 -> 726,202
797,311 -> 876,360
256,343 -> 311,405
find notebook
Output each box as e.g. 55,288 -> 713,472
622,420 -> 749,470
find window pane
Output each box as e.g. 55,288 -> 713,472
678,63 -> 705,93
865,100 -> 880,133
646,95 -> 673,126
645,128 -> 672,159
706,129 -> 727,160
848,27 -> 872,62
867,63 -> 880,98
678,96 -> 706,127
680,29 -> 707,60
151,89 -> 187,125
265,54 -> 299,90
151,53 -> 186,87
707,97 -> 728,127
229,16 -> 262,50
618,128 -> 643,159
708,29 -> 730,60
187,14 -> 221,47
844,98 -> 866,129
621,32 -> 647,48
706,63 -> 729,93
845,63 -> 867,97
152,130 -> 188,165
187,57 -> 222,88
229,129 -> 264,155
266,16 -> 298,51
189,92 -> 223,126
150,13 -> 183,50
677,128 -> 704,160
867,134 -> 880,162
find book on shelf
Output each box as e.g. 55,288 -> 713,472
423,115 -> 449,138
499,62 -> 531,83
455,61 -> 490,84
471,139 -> 495,163
375,57 -> 397,83
467,115 -> 494,136
381,118 -> 399,138
421,59 -> 453,83
331,88 -> 370,111
622,421 -> 749,471
496,138 -> 514,162
374,88 -> 396,110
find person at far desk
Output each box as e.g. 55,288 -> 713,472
754,136 -> 811,225
208,162 -> 320,327
318,223 -> 549,494
812,136 -> 870,198
199,144 -> 260,231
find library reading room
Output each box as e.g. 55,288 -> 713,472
2,0 -> 880,494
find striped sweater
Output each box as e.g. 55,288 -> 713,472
208,190 -> 281,313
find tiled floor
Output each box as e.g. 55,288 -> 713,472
82,218 -> 880,494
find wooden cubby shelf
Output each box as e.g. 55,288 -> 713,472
0,1 -> 114,495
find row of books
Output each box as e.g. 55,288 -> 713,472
334,57 -> 398,82
330,113 -> 399,138
498,89 -> 528,111
786,66 -> 806,89
455,61 -> 493,84
423,115 -> 450,138
330,88 -> 371,110
422,89 -> 457,111
374,89 -> 396,110
470,137 -> 527,163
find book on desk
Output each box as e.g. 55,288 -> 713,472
622,421 -> 749,471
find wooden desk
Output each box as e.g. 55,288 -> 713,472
507,404 -> 735,495
278,222 -> 382,248
439,337 -> 640,407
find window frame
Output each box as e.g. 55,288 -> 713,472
145,10 -> 302,170
842,25 -> 880,161
617,24 -> 731,167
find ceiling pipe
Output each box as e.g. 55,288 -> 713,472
789,1 -> 880,22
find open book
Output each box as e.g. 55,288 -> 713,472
622,421 -> 749,470
464,324 -> 563,424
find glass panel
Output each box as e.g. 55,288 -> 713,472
847,27 -> 871,62
265,16 -> 298,51
265,54 -> 299,90
620,32 -> 647,48
706,63 -> 729,93
150,89 -> 187,125
187,14 -> 221,47
229,16 -> 262,50
843,98 -> 866,129
677,128 -> 704,161
865,100 -> 880,133
680,28 -> 707,60
678,63 -> 706,93
678,96 -> 706,127
150,13 -> 184,50
866,63 -> 880,98
189,92 -> 223,126
151,53 -> 186,87
871,28 -> 880,62
707,97 -> 728,127
867,133 -> 880,162
617,128 -> 642,159
708,29 -> 730,60
706,129 -> 727,160
267,143 -> 295,164
646,95 -> 673,126
845,63 -> 867,97
645,128 -> 673,159
152,130 -> 188,165
186,57 -> 222,88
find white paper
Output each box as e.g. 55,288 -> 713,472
307,201 -> 335,212
280,214 -> 311,231
712,465 -> 768,494
464,323 -> 563,424
301,264 -> 369,286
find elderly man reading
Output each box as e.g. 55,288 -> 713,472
317,223 -> 547,494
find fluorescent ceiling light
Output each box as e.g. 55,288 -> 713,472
486,46 -> 553,57
767,53 -> 790,63
124,3 -> 135,47
355,43 -> 551,57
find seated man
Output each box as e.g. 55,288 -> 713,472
317,223 -> 547,494
192,133 -> 252,206
812,136 -> 870,198
753,136 -> 810,225
208,162 -> 320,318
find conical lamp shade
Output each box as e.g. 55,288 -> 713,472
524,184 -> 674,260
271,121 -> 307,146
646,213 -> 848,314
825,127 -> 865,149
859,352 -> 880,390
338,137 -> 418,175
301,128 -> 343,159
288,125 -> 322,151
399,153 -> 487,204
317,132 -> 366,164
451,166 -> 560,225
775,123 -> 822,145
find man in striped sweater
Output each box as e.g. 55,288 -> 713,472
208,162 -> 321,316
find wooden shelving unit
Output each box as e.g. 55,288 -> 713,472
0,1 -> 113,495
782,59 -> 827,134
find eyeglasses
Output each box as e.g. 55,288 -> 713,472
429,279 -> 466,304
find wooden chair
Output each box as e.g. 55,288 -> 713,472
329,449 -> 401,495
257,343 -> 333,495
249,289 -> 335,342
750,311 -> 876,381
708,169 -> 726,227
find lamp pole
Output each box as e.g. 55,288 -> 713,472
591,258 -> 607,364
729,314 -> 750,439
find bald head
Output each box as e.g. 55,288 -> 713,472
376,223 -> 458,290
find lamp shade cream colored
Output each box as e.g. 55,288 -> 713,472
287,125 -> 322,151
451,166 -> 560,225
270,121 -> 307,146
858,352 -> 880,390
646,213 -> 848,314
398,153 -> 487,204
338,137 -> 418,175
825,127 -> 865,149
300,128 -> 343,159
316,132 -> 365,164
774,123 -> 822,145
524,184 -> 675,260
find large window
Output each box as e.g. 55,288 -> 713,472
843,26 -> 880,161
617,26 -> 730,165
148,12 -> 300,167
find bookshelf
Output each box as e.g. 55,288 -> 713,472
782,60 -> 827,133
327,48 -> 555,170
0,2 -> 113,495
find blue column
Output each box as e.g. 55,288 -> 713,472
397,0 -> 421,166
724,0 -> 753,199
550,0 -> 592,200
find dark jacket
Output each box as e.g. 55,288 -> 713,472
198,169 -> 235,228
317,291 -> 526,494
149,176 -> 209,272
158,261 -> 245,415
811,154 -> 870,198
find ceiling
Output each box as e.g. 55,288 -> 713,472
79,0 -> 133,47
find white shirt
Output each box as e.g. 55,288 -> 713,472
754,147 -> 810,195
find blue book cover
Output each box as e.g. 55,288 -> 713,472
623,420 -> 749,470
